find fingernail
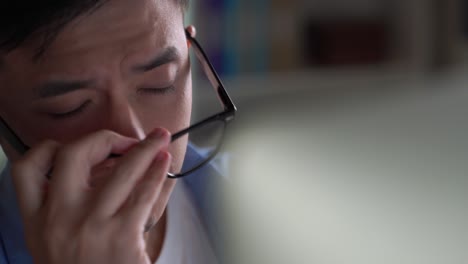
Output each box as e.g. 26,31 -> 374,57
148,128 -> 170,139
155,151 -> 169,162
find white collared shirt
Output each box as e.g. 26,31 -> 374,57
155,181 -> 218,264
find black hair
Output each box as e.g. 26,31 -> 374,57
0,0 -> 189,58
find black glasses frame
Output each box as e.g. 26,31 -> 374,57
0,29 -> 237,179
168,30 -> 237,178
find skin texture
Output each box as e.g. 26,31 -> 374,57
0,0 -> 194,262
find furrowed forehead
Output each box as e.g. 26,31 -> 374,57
0,0 -> 187,96
0,0 -> 188,60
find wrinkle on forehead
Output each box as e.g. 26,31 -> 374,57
0,0 -> 186,101
39,0 -> 182,60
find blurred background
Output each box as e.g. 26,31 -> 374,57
187,0 -> 468,263
191,0 -> 468,76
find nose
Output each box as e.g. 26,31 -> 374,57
104,96 -> 146,141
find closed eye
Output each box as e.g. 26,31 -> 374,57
49,100 -> 92,119
138,86 -> 175,95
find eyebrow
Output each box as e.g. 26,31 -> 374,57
36,79 -> 94,98
34,47 -> 179,98
132,46 -> 180,73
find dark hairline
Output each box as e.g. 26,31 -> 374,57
0,0 -> 110,60
0,0 -> 189,62
32,0 -> 110,60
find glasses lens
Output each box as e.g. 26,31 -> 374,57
169,119 -> 226,177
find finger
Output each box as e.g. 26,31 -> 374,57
92,128 -> 170,219
148,172 -> 177,220
118,151 -> 172,232
48,130 -> 138,207
11,140 -> 60,217
143,173 -> 177,233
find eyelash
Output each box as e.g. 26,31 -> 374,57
49,100 -> 92,119
138,85 -> 175,95
47,85 -> 174,120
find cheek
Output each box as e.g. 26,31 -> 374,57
167,87 -> 192,173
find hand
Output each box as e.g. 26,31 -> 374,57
11,129 -> 172,264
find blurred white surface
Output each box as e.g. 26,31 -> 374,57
0,149 -> 5,172
223,69 -> 468,264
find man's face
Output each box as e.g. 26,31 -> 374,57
0,0 -> 192,174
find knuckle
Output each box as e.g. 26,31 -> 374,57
132,140 -> 151,152
102,130 -> 121,149
76,220 -> 100,250
81,215 -> 103,235
91,130 -> 128,157
41,211 -> 77,260
43,223 -> 68,251
112,165 -> 135,183
94,129 -> 116,142
11,140 -> 60,177
35,139 -> 60,150
110,230 -> 137,251
57,130 -> 118,164
93,129 -> 121,145
149,162 -> 169,182
57,144 -> 86,166
137,178 -> 165,202
57,144 -> 79,160
133,138 -> 161,155
135,189 -> 154,205
11,159 -> 28,175
96,129 -> 115,137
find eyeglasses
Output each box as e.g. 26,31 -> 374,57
0,29 -> 237,179
167,30 -> 237,178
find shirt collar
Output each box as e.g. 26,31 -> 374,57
182,144 -> 228,261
